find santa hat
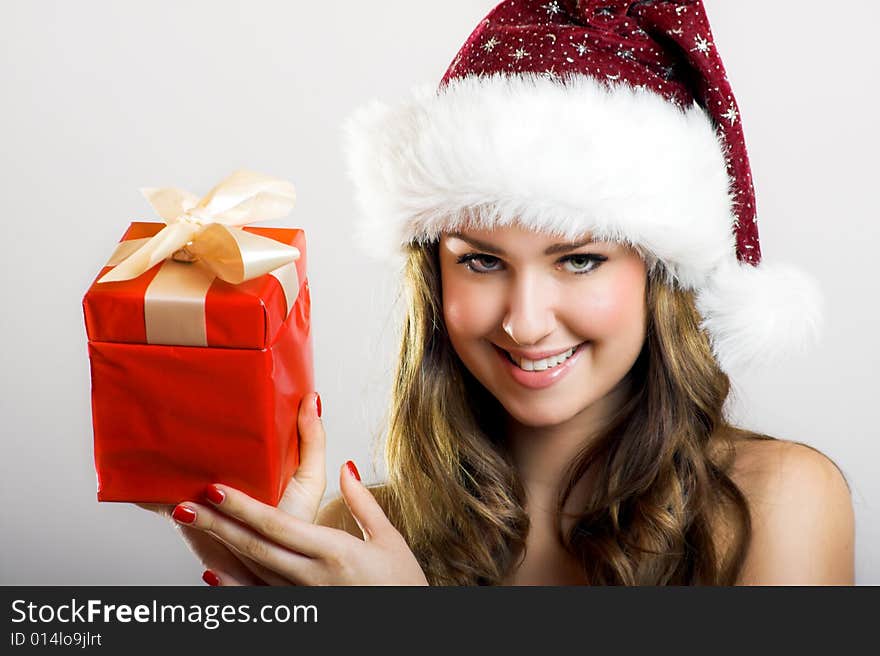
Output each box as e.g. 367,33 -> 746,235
343,0 -> 822,373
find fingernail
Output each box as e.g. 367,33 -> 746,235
172,505 -> 197,524
202,570 -> 220,586
345,460 -> 361,481
205,485 -> 225,505
315,393 -> 322,418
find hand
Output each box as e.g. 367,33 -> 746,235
171,461 -> 428,586
137,502 -> 271,585
137,391 -> 330,585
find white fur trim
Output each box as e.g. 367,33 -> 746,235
343,73 -> 822,372
343,73 -> 736,288
696,259 -> 824,372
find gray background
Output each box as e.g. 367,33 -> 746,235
1,0 -> 877,584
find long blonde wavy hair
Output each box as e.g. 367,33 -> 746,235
372,237 -> 775,585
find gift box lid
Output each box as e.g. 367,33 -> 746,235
83,222 -> 308,350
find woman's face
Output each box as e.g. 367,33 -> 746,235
439,224 -> 648,428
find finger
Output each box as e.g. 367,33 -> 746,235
203,568 -> 246,587
204,484 -> 341,558
172,501 -> 319,584
234,554 -> 298,587
295,392 -> 326,486
339,461 -> 393,542
176,524 -> 266,586
182,525 -> 292,586
139,501 -> 269,585
278,391 -> 326,522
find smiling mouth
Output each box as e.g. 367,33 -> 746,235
498,343 -> 587,372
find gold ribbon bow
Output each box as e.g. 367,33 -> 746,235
97,170 -> 302,347
98,170 -> 299,284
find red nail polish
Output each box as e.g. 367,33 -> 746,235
205,485 -> 225,505
345,460 -> 360,481
315,393 -> 322,418
202,570 -> 220,586
172,505 -> 197,524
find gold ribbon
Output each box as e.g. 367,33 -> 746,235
99,171 -> 302,346
98,169 -> 300,284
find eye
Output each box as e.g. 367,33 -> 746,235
560,253 -> 607,275
456,253 -> 502,274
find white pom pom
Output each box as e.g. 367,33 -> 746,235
695,259 -> 824,374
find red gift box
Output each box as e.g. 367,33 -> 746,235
83,221 -> 313,505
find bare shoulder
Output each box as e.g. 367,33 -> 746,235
728,437 -> 855,585
315,484 -> 391,539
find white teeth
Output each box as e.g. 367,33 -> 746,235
508,346 -> 577,371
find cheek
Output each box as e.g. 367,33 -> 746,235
441,274 -> 502,340
569,263 -> 647,341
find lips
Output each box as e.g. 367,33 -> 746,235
492,341 -> 589,390
503,345 -> 578,371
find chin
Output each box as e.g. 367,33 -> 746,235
497,395 -> 587,429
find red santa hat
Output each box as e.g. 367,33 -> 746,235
343,0 -> 822,373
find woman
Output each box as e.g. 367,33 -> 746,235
155,0 -> 855,585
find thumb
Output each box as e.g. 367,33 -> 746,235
278,392 -> 326,522
338,461 -> 391,542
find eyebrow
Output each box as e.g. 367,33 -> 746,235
446,231 -> 595,256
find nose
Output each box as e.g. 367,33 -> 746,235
501,270 -> 556,346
